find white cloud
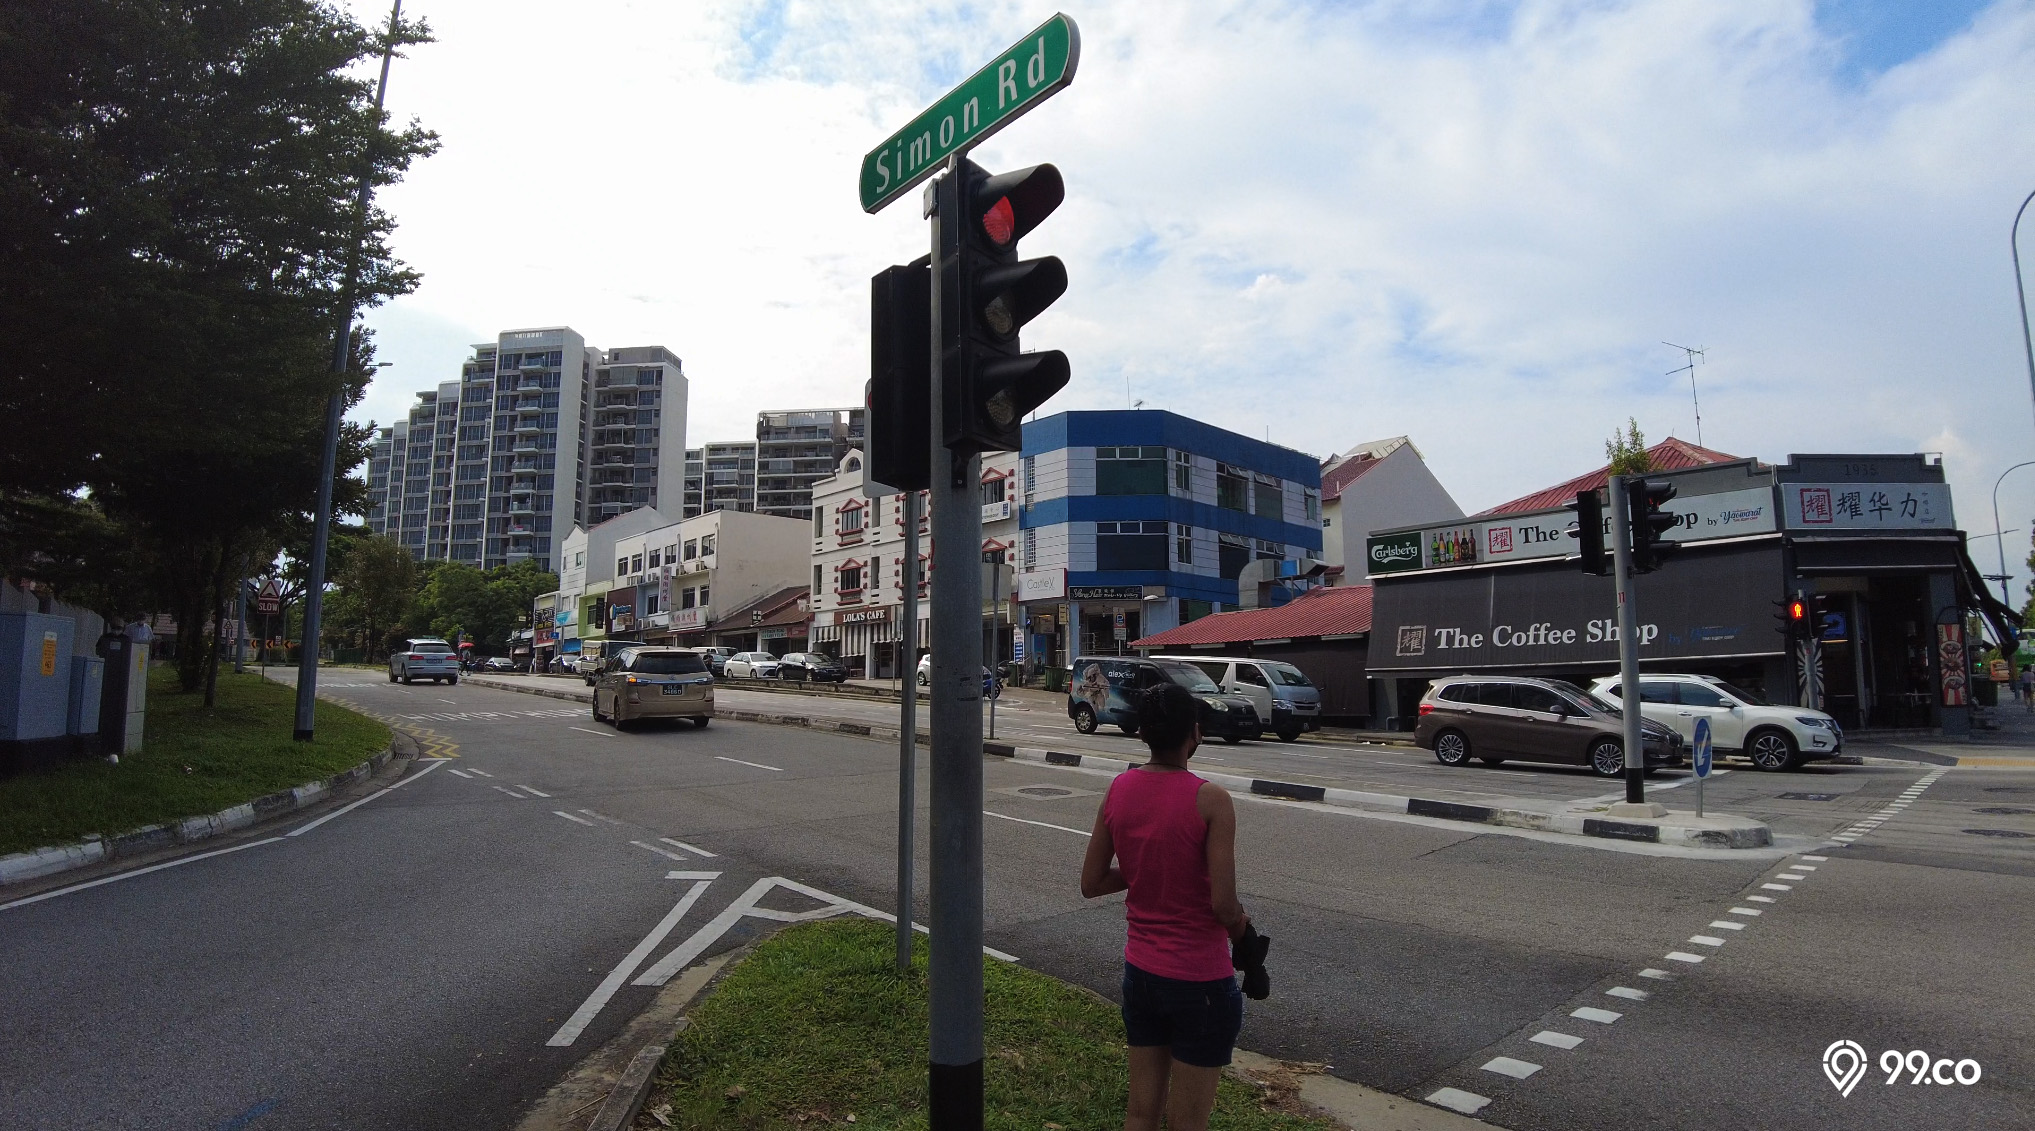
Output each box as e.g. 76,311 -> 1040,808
346,0 -> 2035,598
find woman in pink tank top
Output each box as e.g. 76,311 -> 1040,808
1081,680 -> 1250,1131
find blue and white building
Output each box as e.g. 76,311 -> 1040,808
1016,410 -> 1323,664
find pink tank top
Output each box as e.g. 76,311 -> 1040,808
1102,767 -> 1234,982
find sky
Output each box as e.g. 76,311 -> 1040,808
346,0 -> 2035,601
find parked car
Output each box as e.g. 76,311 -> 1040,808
1154,655 -> 1323,742
592,646 -> 715,729
724,651 -> 782,679
389,638 -> 460,685
778,652 -> 848,683
575,639 -> 644,685
916,654 -> 1004,698
1416,675 -> 1684,777
1586,674 -> 1841,771
482,656 -> 519,673
696,646 -> 737,677
1068,655 -> 1262,743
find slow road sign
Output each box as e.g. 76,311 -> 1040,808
858,12 -> 1079,213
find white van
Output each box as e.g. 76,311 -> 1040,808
1153,655 -> 1323,742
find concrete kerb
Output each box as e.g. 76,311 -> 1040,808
0,743 -> 399,887
465,675 -> 1773,849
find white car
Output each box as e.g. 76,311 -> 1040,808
723,651 -> 782,679
1587,673 -> 1842,771
389,638 -> 459,685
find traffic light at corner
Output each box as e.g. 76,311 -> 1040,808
1627,477 -> 1679,574
867,257 -> 932,492
941,158 -> 1071,455
1565,490 -> 1608,576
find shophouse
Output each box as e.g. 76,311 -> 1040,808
602,509 -> 809,646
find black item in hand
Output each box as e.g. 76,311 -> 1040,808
1231,922 -> 1271,1000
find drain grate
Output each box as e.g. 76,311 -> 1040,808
1015,786 -> 1076,799
1778,792 -> 1840,801
1962,829 -> 2035,839
1973,807 -> 2035,816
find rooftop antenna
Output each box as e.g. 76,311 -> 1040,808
1664,341 -> 1706,447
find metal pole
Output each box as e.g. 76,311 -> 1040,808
233,576 -> 248,674
1609,475 -> 1645,806
987,565 -> 999,740
2013,188 -> 2035,436
896,488 -> 921,972
927,155 -> 985,1131
1992,461 -> 2035,614
295,0 -> 402,741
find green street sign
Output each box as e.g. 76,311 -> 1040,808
859,13 -> 1080,214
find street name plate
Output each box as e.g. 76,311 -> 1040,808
858,12 -> 1080,213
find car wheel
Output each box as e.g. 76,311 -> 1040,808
403,674 -> 415,685
1590,738 -> 1626,777
1747,728 -> 1798,771
1073,705 -> 1098,734
1276,727 -> 1302,743
693,716 -> 711,728
1433,729 -> 1471,766
591,696 -> 605,723
387,670 -> 397,683
447,676 -> 457,686
1119,722 -> 1141,736
918,672 -> 929,687
1221,734 -> 1242,745
1479,757 -> 1506,767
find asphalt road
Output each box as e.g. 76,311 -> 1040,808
2,673 -> 2029,1130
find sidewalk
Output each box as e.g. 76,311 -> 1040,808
1847,702 -> 2035,767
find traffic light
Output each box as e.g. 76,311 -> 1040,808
868,258 -> 932,491
1565,489 -> 1608,576
940,158 -> 1071,455
1775,595 -> 1806,641
1627,477 -> 1679,574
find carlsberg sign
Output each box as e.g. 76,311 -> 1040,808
1366,532 -> 1424,574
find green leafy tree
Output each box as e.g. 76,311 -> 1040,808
329,534 -> 415,662
1604,417 -> 1653,476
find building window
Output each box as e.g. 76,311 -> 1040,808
839,502 -> 865,535
1173,451 -> 1192,492
681,588 -> 696,609
631,553 -> 644,574
574,551 -> 585,568
648,550 -> 661,569
1096,446 -> 1168,495
980,476 -> 1007,505
838,563 -> 864,594
665,544 -> 678,562
644,592 -> 660,615
1175,523 -> 1194,565
814,564 -> 823,593
1023,529 -> 1037,568
698,586 -> 708,605
616,556 -> 629,576
700,534 -> 715,556
1303,490 -> 1319,522
1255,539 -> 1285,560
1254,476 -> 1284,519
1096,520 -> 1169,571
982,545 -> 1006,564
814,507 -> 825,537
684,539 -> 697,560
1218,532 -> 1250,579
1023,457 -> 1036,493
1216,463 -> 1249,511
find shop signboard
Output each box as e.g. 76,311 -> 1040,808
843,607 -> 893,625
1664,486 -> 1776,542
759,626 -> 790,641
671,607 -> 707,630
1480,514 -> 1576,564
1937,624 -> 1968,706
1365,531 -> 1424,574
1018,569 -> 1066,602
1070,585 -> 1141,601
1783,483 -> 1954,531
1368,543 -> 1786,671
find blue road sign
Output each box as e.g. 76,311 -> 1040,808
1692,717 -> 1713,778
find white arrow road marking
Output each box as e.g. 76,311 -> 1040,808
545,876 -> 719,1047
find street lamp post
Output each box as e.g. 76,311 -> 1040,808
2014,188 -> 2035,435
1990,461 -> 2035,615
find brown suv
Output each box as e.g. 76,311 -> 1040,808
592,647 -> 715,729
1414,675 -> 1684,777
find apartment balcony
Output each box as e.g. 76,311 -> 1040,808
514,417 -> 542,434
507,499 -> 535,517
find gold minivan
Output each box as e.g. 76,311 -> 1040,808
592,647 -> 715,729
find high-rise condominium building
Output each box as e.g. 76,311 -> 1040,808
682,440 -> 759,518
755,407 -> 865,520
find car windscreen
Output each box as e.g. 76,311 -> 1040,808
1548,679 -> 1619,714
1712,681 -> 1768,706
1264,662 -> 1313,687
630,653 -> 708,674
409,643 -> 453,654
1157,662 -> 1221,693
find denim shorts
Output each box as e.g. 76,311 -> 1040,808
1121,960 -> 1243,1068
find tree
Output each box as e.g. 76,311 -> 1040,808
1604,417 -> 1652,476
331,534 -> 415,662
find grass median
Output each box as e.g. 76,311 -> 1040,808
641,918 -> 1330,1131
0,666 -> 391,856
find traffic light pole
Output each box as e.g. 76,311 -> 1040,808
1608,474 -> 1645,806
926,156 -> 985,1131
896,486 -> 920,973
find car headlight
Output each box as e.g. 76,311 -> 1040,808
1201,698 -> 1228,710
1795,716 -> 1828,728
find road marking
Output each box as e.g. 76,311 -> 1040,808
1729,907 -> 1762,916
1571,1006 -> 1622,1023
1689,935 -> 1725,946
1425,1088 -> 1489,1115
1747,895 -> 1776,903
1665,951 -> 1706,964
493,785 -> 528,799
446,768 -> 472,779
555,811 -> 596,826
1708,920 -> 1745,931
567,727 -> 612,738
631,840 -> 695,861
1280,752 -> 1330,759
1606,986 -> 1648,1001
659,837 -> 718,858
0,836 -> 287,912
546,877 -> 717,1047
1760,883 -> 1791,891
1792,864 -> 1818,870
1638,969 -> 1673,980
1481,1056 -> 1541,1079
287,759 -> 448,837
715,756 -> 783,772
1778,872 -> 1807,880
518,785 -> 552,798
985,810 -> 1091,836
1530,1030 -> 1584,1050
466,768 -> 494,778
665,870 -> 723,881
438,698 -> 456,704
580,809 -> 624,824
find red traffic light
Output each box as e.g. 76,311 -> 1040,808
982,197 -> 1015,246
1788,599 -> 1806,622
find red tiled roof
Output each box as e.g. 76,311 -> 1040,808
1131,585 -> 1372,649
1320,453 -> 1385,502
713,585 -> 809,631
1477,438 -> 1742,517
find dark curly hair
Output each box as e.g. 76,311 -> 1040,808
1137,679 -> 1199,760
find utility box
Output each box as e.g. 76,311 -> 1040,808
97,623 -> 151,755
68,655 -> 104,736
0,611 -> 75,743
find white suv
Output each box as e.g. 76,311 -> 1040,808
1586,674 -> 1842,771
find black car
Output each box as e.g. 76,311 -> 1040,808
777,652 -> 848,683
1068,655 -> 1263,743
696,646 -> 736,677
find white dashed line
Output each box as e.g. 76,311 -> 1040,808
1530,1030 -> 1584,1050
1747,895 -> 1776,903
1708,920 -> 1745,931
715,756 -> 783,772
1777,873 -> 1806,881
985,810 -> 1092,836
493,785 -> 528,799
466,768 -> 494,778
446,768 -> 472,779
580,809 -> 624,824
1689,935 -> 1725,947
1638,968 -> 1674,980
1606,986 -> 1648,1001
554,811 -> 596,826
566,726 -> 612,738
658,837 -> 718,858
1729,907 -> 1762,916
1760,883 -> 1792,891
1571,1007 -> 1622,1024
631,840 -> 694,861
1792,864 -> 1817,870
1482,1057 -> 1541,1079
1426,1088 -> 1490,1115
518,785 -> 551,798
1665,951 -> 1706,964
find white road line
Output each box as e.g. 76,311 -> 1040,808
580,809 -> 625,825
1792,864 -> 1818,870
1665,951 -> 1706,964
1425,1088 -> 1490,1116
493,785 -> 528,799
1747,895 -> 1776,903
446,768 -> 472,779
658,837 -> 718,858
1606,986 -> 1648,1001
0,836 -> 287,912
466,768 -> 494,778
1571,1006 -> 1622,1024
1481,1056 -> 1540,1079
567,727 -> 612,738
518,785 -> 552,798
554,811 -> 597,826
546,878 -> 716,1047
631,840 -> 693,861
287,759 -> 448,837
1760,883 -> 1791,891
438,699 -> 456,704
1729,907 -> 1762,916
1530,1031 -> 1584,1050
1638,968 -> 1673,980
1689,935 -> 1725,946
715,756 -> 783,772
1777,873 -> 1807,881
1280,752 -> 1330,759
985,810 -> 1091,836
1708,920 -> 1745,931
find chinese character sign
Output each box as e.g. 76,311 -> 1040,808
1784,483 -> 1953,530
